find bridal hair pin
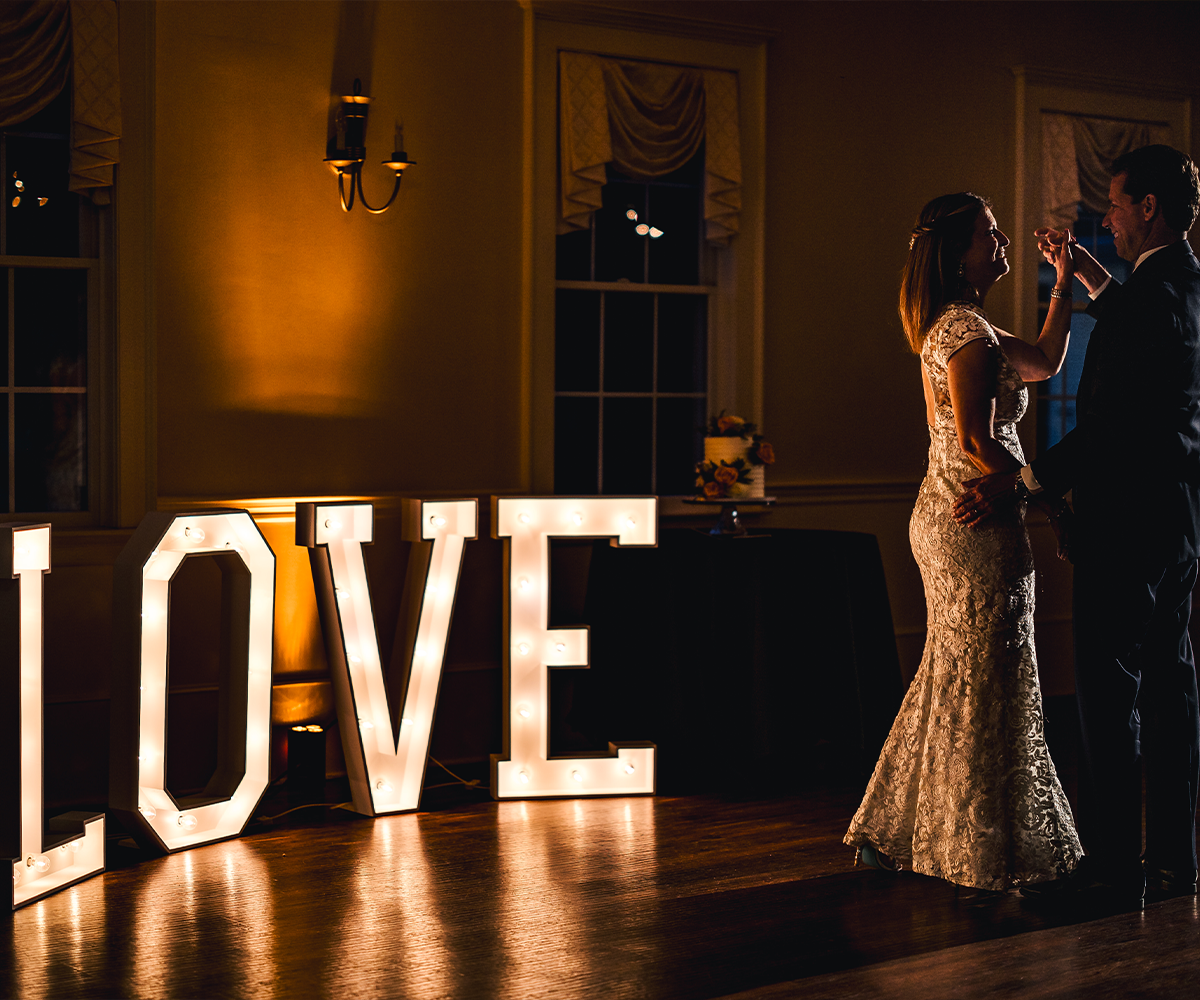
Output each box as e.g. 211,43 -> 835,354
909,224 -> 935,249
909,201 -> 978,250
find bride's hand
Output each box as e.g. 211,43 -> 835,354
1035,227 -> 1075,261
954,472 -> 1018,527
1053,227 -> 1075,287
1036,227 -> 1076,286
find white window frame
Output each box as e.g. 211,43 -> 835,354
1012,65 -> 1192,460
1,114 -> 108,527
521,1 -> 769,494
0,1 -> 155,529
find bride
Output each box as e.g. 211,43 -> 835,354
843,193 -> 1083,889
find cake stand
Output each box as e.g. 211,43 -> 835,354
682,496 -> 776,537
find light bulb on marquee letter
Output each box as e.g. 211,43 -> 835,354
3,524 -> 105,909
109,511 -> 275,853
490,496 -> 657,799
297,499 -> 477,815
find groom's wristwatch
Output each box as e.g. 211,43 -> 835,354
1013,473 -> 1033,502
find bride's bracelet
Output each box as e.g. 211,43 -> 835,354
1050,287 -> 1072,300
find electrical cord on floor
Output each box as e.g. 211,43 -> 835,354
251,756 -> 484,825
250,800 -> 357,825
427,756 -> 488,791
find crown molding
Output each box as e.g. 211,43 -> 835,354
521,1 -> 777,46
1013,64 -> 1199,101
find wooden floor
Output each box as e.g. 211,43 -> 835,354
4,782 -> 1199,1000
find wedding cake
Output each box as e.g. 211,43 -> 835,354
694,414 -> 774,500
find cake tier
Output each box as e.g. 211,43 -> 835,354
703,437 -> 764,498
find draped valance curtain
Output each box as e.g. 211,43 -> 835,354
0,0 -> 120,205
1041,112 -> 1170,230
559,51 -> 742,246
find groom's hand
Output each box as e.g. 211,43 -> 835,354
954,472 -> 1020,527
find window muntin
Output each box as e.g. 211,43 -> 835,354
554,156 -> 709,495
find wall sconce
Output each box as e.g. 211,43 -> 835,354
323,78 -> 415,215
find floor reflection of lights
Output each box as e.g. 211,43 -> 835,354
5,797 -> 662,998
130,840 -> 276,999
9,868 -> 107,999
320,815 -> 453,998
495,796 -> 658,1000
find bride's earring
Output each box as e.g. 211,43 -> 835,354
958,261 -> 978,302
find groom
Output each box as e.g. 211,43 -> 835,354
956,144 -> 1200,907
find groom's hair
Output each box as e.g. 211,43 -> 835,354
1112,145 -> 1200,234
899,192 -> 988,353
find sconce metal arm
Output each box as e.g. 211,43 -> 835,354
337,170 -> 357,212
356,171 -> 404,215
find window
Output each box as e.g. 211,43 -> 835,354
0,90 -> 98,513
554,155 -> 710,495
524,6 -> 768,497
1036,209 -> 1131,450
1013,69 -> 1188,461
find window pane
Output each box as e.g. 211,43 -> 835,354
1060,314 -> 1092,398
595,179 -> 646,283
16,393 -> 87,511
657,397 -> 705,496
4,135 -> 80,258
1038,396 -> 1078,452
603,293 -> 653,392
555,396 -> 599,494
647,181 -> 701,286
556,228 -> 591,281
0,403 -> 7,508
1036,207 -> 1115,452
602,397 -> 652,494
1037,311 -> 1092,449
657,294 -> 706,392
555,289 -> 600,391
14,269 -> 87,386
0,274 -> 7,386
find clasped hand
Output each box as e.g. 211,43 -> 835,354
1034,227 -> 1076,280
955,473 -> 1073,560
953,472 -> 1018,527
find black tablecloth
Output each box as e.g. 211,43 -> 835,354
550,527 -> 905,794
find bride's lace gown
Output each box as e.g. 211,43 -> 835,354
844,303 -> 1082,889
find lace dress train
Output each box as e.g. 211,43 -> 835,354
844,304 -> 1082,890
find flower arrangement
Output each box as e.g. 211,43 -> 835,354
694,412 -> 776,499
694,457 -> 753,498
706,412 -> 757,438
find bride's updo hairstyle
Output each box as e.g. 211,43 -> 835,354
899,192 -> 989,353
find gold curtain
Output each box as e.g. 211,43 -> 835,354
0,0 -> 72,126
0,0 -> 120,205
69,0 -> 120,204
1041,112 -> 1171,230
559,51 -> 742,246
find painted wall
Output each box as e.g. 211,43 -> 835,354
37,1 -> 1200,809
154,0 -> 526,498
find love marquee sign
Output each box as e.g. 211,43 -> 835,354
4,496 -> 657,908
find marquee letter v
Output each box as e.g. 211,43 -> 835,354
297,500 -> 477,815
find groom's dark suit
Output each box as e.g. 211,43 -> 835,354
1031,239 -> 1200,877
